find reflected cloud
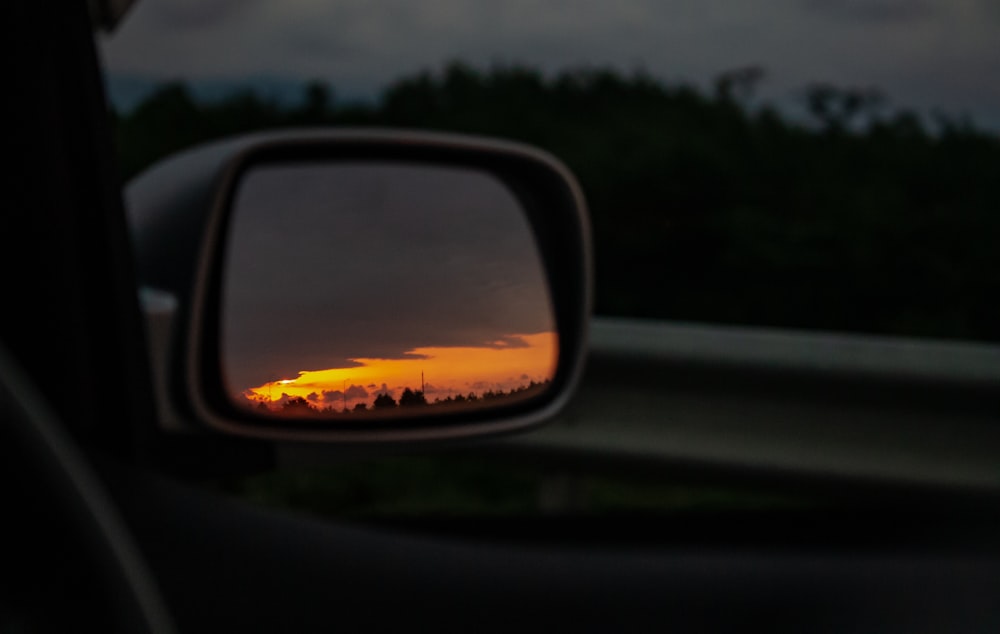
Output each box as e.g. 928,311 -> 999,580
481,335 -> 531,349
241,331 -> 557,413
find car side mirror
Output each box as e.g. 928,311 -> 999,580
127,129 -> 591,442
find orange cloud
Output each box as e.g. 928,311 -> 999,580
241,331 -> 557,409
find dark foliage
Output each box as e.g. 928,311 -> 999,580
114,64 -> 1000,341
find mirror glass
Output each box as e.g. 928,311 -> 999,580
220,161 -> 557,419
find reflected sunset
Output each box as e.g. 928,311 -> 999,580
238,331 -> 557,413
222,163 -> 559,417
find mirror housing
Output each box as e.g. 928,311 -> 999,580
127,129 -> 591,442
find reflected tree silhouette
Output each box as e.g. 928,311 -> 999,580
372,393 -> 397,410
238,379 -> 552,416
399,388 -> 428,407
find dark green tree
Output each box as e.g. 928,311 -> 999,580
115,64 -> 1000,343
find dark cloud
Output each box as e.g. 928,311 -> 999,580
480,335 -> 531,349
345,384 -> 369,399
281,21 -> 358,61
147,0 -> 259,30
984,0 -> 1000,23
800,0 -> 939,23
393,351 -> 430,361
270,392 -> 298,408
319,390 -> 343,404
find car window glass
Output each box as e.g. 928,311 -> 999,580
103,0 -> 1000,521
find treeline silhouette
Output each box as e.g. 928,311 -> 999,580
246,380 -> 551,417
115,63 -> 1000,341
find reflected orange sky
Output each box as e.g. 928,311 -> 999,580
241,331 -> 557,410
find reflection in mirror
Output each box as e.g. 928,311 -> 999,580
221,162 -> 557,419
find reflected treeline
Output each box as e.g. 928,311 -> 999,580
116,62 -> 1000,341
242,380 -> 552,416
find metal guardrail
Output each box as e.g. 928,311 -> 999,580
500,317 -> 1000,492
587,316 -> 1000,387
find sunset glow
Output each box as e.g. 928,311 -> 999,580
240,331 -> 557,411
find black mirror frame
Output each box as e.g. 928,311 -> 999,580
171,129 -> 591,442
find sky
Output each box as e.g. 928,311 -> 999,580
100,0 -> 1000,130
221,162 -> 556,409
244,333 -> 556,411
